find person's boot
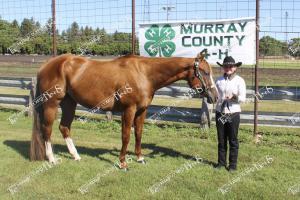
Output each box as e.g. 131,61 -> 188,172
228,165 -> 237,172
214,163 -> 226,170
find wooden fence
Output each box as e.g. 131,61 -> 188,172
0,77 -> 298,127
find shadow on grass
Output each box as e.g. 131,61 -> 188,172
142,143 -> 216,167
0,107 -> 21,113
3,140 -> 216,167
3,140 -> 118,164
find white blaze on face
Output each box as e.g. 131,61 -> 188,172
208,63 -> 217,90
209,73 -> 216,89
208,64 -> 219,98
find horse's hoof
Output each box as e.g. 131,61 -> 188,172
137,157 -> 146,164
137,159 -> 146,164
47,156 -> 56,164
120,167 -> 129,172
49,160 -> 56,164
118,162 -> 128,171
48,158 -> 61,165
74,155 -> 81,161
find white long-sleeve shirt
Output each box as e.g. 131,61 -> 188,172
215,74 -> 246,113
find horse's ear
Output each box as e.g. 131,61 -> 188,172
197,49 -> 207,61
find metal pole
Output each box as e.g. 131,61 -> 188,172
167,0 -> 169,20
131,0 -> 136,55
285,11 -> 288,48
254,0 -> 260,136
51,0 -> 57,56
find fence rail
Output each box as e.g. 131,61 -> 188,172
0,77 -> 299,100
0,77 -> 298,127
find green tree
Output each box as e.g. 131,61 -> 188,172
0,19 -> 19,54
83,26 -> 93,38
11,19 -> 19,29
288,38 -> 300,57
67,22 -> 80,40
113,31 -> 130,42
0,17 -> 134,55
259,36 -> 287,56
45,18 -> 53,35
20,18 -> 36,36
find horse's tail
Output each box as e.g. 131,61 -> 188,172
29,54 -> 73,161
30,78 -> 46,160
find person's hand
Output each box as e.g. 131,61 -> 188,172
225,94 -> 233,99
231,93 -> 238,102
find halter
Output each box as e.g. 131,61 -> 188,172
194,58 -> 208,92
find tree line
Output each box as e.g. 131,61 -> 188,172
259,36 -> 300,57
0,18 -> 134,55
0,18 -> 299,57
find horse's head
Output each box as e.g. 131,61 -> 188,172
187,51 -> 218,104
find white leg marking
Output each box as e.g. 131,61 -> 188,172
137,156 -> 145,162
65,137 -> 81,161
45,141 -> 55,163
137,156 -> 146,164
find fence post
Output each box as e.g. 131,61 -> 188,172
28,77 -> 37,117
131,0 -> 136,54
106,111 -> 113,122
51,0 -> 57,56
254,0 -> 260,137
200,97 -> 213,131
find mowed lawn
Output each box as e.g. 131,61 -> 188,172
225,59 -> 300,69
0,110 -> 300,200
256,59 -> 300,69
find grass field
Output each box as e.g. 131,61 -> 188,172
231,58 -> 300,69
256,59 -> 300,69
0,109 -> 299,200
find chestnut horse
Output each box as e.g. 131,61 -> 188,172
30,53 -> 218,169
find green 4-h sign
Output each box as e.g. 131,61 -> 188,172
144,24 -> 176,57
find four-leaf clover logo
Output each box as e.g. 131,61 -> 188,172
144,24 -> 176,57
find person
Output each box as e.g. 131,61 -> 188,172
214,56 -> 246,172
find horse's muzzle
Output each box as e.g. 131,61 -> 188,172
206,90 -> 218,104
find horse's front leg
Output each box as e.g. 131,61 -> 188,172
134,109 -> 147,164
119,106 -> 136,169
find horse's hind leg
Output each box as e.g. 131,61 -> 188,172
134,109 -> 147,164
42,102 -> 59,163
59,94 -> 81,160
119,106 -> 136,169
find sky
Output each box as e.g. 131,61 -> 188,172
0,0 -> 299,41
